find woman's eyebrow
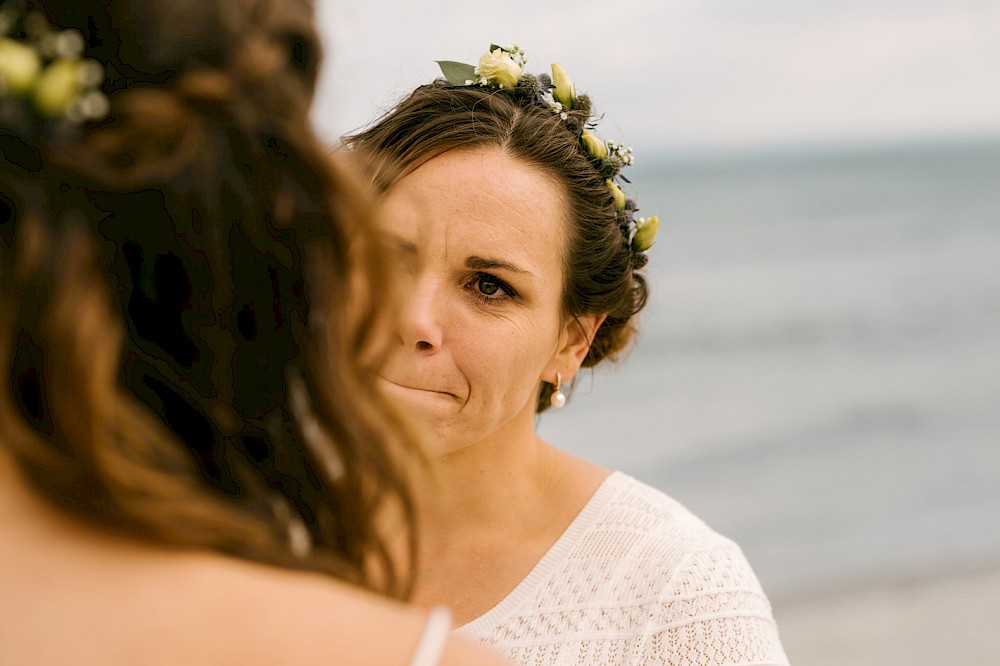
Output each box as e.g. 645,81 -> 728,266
465,255 -> 536,278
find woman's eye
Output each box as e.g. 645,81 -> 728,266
468,273 -> 516,303
478,276 -> 501,296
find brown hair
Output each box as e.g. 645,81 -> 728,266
1,0 -> 416,596
345,82 -> 650,412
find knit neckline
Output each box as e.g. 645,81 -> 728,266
455,470 -> 626,637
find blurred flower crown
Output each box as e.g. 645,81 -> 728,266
436,44 -> 660,261
0,2 -> 108,133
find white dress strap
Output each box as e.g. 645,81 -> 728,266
409,607 -> 452,666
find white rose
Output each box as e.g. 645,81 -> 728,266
476,48 -> 521,89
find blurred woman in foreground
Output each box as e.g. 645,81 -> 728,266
0,1 -> 506,663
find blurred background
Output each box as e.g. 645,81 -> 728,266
314,2 -> 1000,663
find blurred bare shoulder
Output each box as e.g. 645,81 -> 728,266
169,553 -> 511,665
0,460 -> 505,666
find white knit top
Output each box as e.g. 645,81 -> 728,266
455,472 -> 788,666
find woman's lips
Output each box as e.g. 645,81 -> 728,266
377,374 -> 457,399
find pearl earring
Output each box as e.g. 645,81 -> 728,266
550,372 -> 566,409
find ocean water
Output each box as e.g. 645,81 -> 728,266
538,138 -> 1000,598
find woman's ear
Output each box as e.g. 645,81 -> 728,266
548,313 -> 608,381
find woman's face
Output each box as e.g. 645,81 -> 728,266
374,147 -> 589,455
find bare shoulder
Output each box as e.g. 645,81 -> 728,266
0,455 -> 506,665
154,552 -> 509,665
0,533 -> 505,665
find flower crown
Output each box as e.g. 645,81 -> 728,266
0,3 -> 109,131
436,44 -> 660,261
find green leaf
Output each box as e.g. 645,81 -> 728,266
436,60 -> 477,86
489,44 -> 502,53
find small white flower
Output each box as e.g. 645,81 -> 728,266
76,59 -> 103,87
54,29 -> 84,58
507,44 -> 526,66
560,112 -> 568,120
79,89 -> 108,119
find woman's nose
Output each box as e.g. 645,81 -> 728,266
396,278 -> 444,352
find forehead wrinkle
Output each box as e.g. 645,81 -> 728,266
473,156 -> 563,236
391,146 -> 569,276
454,204 -> 542,280
477,169 -> 569,272
441,216 -> 451,263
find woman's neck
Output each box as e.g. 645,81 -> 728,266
432,437 -> 553,527
414,409 -> 609,545
406,417 -> 610,622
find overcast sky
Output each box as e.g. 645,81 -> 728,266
312,0 -> 1000,155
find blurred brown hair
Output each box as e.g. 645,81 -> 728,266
0,0 -> 416,596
